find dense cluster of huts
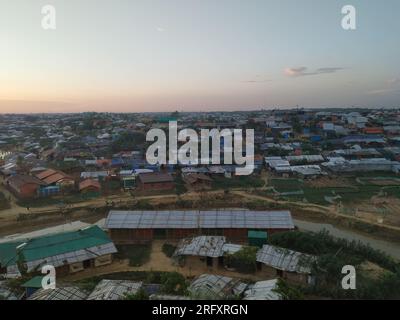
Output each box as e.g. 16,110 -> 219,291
0,208 -> 320,300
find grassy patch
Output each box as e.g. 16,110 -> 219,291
277,184 -> 386,205
384,186 -> 400,198
267,176 -> 400,205
73,271 -> 186,290
269,178 -> 303,193
352,172 -> 399,179
212,176 -> 264,190
115,244 -> 152,267
16,194 -> 87,208
0,191 -> 11,210
134,199 -> 155,210
17,197 -> 62,208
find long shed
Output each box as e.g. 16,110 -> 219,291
105,210 -> 294,244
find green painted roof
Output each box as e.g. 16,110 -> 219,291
0,226 -> 112,267
248,230 -> 268,239
22,276 -> 44,288
157,117 -> 177,123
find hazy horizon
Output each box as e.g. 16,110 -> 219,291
1,0 -> 400,113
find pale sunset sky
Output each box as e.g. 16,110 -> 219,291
0,0 -> 399,113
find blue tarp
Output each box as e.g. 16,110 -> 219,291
38,186 -> 60,197
111,158 -> 124,166
310,135 -> 322,142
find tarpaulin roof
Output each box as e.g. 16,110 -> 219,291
0,226 -> 116,269
256,244 -> 315,274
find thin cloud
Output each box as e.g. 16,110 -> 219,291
284,67 -> 308,77
387,78 -> 400,85
241,79 -> 272,83
368,77 -> 400,95
316,67 -> 345,74
156,27 -> 165,32
284,66 -> 345,77
241,74 -> 272,83
367,88 -> 395,95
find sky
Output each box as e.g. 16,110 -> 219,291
0,0 -> 399,113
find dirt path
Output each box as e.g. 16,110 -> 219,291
2,186 -> 400,240
0,190 -> 222,235
232,190 -> 400,232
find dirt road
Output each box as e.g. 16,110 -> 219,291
1,186 -> 400,241
231,190 -> 400,233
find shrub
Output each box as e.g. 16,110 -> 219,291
160,272 -> 188,295
269,230 -> 400,299
116,244 -> 152,267
124,288 -> 149,300
0,192 -> 10,210
162,243 -> 177,258
135,199 -> 154,210
273,278 -> 304,300
225,246 -> 258,274
269,230 -> 398,272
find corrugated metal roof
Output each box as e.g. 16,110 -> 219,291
256,245 -> 315,274
43,172 -> 70,185
105,210 -> 294,230
188,274 -> 247,300
286,155 -> 324,162
80,171 -> 108,179
36,169 -> 57,180
174,236 -> 243,258
25,242 -> 117,273
28,286 -> 88,300
243,279 -> 281,300
221,243 -> 243,255
87,280 -> 143,300
174,236 -> 226,258
290,165 -> 323,176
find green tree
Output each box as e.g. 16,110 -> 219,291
225,246 -> 258,273
273,278 -> 304,300
124,288 -> 149,300
160,272 -> 188,295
